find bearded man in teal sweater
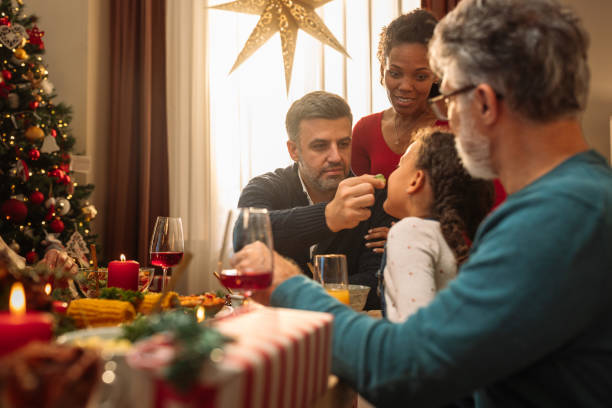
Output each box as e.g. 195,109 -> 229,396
232,0 -> 612,406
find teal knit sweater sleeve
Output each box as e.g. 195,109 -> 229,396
271,151 -> 612,407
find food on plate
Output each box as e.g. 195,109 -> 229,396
179,295 -> 203,308
67,298 -> 136,328
99,287 -> 144,308
70,336 -> 132,353
180,292 -> 226,318
138,291 -> 180,315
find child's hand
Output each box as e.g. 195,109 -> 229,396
364,223 -> 394,253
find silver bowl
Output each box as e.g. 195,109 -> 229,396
348,284 -> 370,312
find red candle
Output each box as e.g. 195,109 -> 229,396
108,254 -> 139,291
0,282 -> 53,357
52,300 -> 68,314
0,312 -> 53,357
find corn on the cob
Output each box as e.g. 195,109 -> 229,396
138,291 -> 180,314
67,298 -> 136,328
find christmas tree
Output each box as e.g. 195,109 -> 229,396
0,0 -> 97,266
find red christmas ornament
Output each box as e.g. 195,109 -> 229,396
62,174 -> 71,185
51,129 -> 57,138
48,168 -> 65,183
0,17 -> 9,26
50,218 -> 64,233
30,191 -> 45,205
29,101 -> 39,110
59,163 -> 70,173
25,250 -> 39,264
44,205 -> 55,221
27,26 -> 45,50
1,70 -> 11,81
1,199 -> 28,223
29,148 -> 40,161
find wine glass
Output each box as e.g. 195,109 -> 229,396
314,254 -> 350,305
149,216 -> 184,292
219,208 -> 274,299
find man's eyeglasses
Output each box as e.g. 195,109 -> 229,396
428,84 -> 476,121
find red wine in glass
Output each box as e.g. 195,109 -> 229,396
220,269 -> 273,291
218,208 -> 274,299
150,252 -> 184,268
149,217 -> 184,291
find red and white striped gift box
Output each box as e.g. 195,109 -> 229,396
155,306 -> 334,408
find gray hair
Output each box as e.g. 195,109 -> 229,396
429,0 -> 590,122
285,91 -> 353,143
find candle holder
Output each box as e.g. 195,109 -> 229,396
72,267 -> 154,298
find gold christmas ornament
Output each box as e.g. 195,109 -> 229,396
210,0 -> 349,92
25,125 -> 45,142
13,47 -> 27,60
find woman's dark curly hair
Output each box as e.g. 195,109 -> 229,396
414,128 -> 495,265
377,9 -> 438,84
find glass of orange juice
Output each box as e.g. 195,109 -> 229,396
314,254 -> 350,305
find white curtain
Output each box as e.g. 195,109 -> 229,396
166,0 -> 420,293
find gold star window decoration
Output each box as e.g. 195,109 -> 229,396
210,0 -> 349,93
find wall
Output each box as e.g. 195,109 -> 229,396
26,0 -> 110,245
562,0 -> 612,163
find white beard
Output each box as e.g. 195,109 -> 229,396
455,113 -> 498,180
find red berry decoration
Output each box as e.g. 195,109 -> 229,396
51,129 -> 57,138
25,250 -> 39,264
30,191 -> 44,205
50,218 -> 64,233
29,101 -> 39,110
45,205 -> 55,221
0,70 -> 9,81
29,148 -> 40,161
1,199 -> 27,223
62,174 -> 71,185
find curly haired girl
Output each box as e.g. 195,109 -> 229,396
381,128 -> 494,322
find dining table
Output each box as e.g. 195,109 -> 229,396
63,304 -> 358,408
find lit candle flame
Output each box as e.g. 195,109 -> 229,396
9,282 -> 26,315
120,254 -> 126,262
196,306 -> 205,323
44,283 -> 52,295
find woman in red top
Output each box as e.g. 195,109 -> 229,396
355,10 -> 505,251
352,9 -> 441,180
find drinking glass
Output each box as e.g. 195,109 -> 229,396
219,208 -> 274,297
314,254 -> 350,305
149,216 -> 184,292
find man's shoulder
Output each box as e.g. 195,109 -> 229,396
238,164 -> 305,209
251,164 -> 297,184
477,151 -> 612,244
513,150 -> 612,210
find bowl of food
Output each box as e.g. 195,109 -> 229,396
348,284 -> 370,312
179,292 -> 227,319
73,267 -> 154,298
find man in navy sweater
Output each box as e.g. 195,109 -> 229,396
233,0 -> 612,405
238,91 -> 394,309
